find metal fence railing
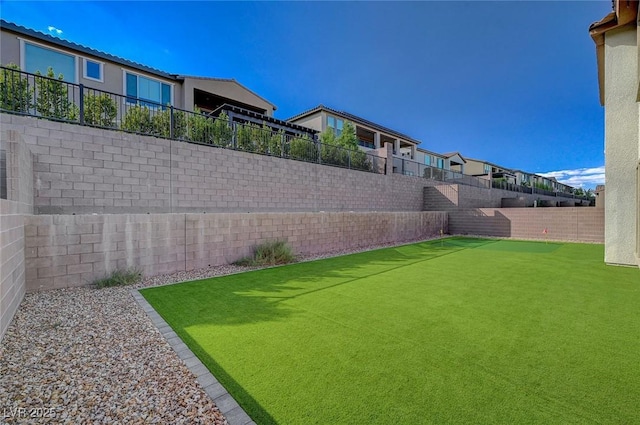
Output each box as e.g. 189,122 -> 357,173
392,157 -> 491,189
491,179 -> 586,200
0,66 -> 386,174
393,157 -> 590,200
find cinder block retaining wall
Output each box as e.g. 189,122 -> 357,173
423,185 -> 603,243
1,114 -> 432,215
424,184 -> 588,210
0,130 -> 33,341
449,208 -> 604,243
0,200 -> 26,340
24,211 -> 447,292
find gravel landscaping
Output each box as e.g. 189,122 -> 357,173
0,236 -> 440,424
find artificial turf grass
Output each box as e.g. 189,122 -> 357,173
140,238 -> 640,424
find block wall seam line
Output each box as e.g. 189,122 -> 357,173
22,211 -> 446,291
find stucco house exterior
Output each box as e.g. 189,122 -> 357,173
513,170 -> 534,187
287,105 -> 420,160
466,158 -> 575,194
590,0 -> 639,267
0,20 -> 276,116
415,148 -> 447,170
595,185 -> 606,209
466,158 -> 517,183
440,152 -> 466,174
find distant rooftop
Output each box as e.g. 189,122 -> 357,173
0,19 -> 176,80
287,104 -> 421,145
1,19 -> 277,110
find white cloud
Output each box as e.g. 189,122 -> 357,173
47,26 -> 63,35
539,166 -> 604,189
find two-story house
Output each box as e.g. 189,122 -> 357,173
287,105 -> 420,159
0,20 -> 276,116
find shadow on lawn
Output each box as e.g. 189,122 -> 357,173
140,237 -> 500,425
142,237 -> 498,328
176,330 -> 281,425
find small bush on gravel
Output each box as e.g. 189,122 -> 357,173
92,268 -> 142,288
234,240 -> 296,267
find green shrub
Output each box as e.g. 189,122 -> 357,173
35,67 -> 78,120
269,129 -> 284,156
534,182 -> 553,192
84,93 -> 117,127
288,134 -> 316,162
92,268 -> 142,288
211,112 -> 233,146
254,124 -> 273,154
0,63 -> 34,113
236,123 -> 255,152
234,240 -> 296,267
187,108 -> 215,143
351,149 -> 372,172
151,107 -> 186,139
317,121 -> 370,170
122,105 -> 154,134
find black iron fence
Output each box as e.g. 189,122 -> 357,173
0,66 -> 385,174
392,157 -> 491,189
491,179 -> 588,200
394,157 -> 590,200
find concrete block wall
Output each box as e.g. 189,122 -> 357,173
24,211 -> 447,291
0,200 -> 26,341
2,129 -> 34,213
0,131 -> 33,341
0,114 -> 432,215
423,184 -> 587,211
449,207 -> 604,243
24,214 -> 186,292
185,211 -> 448,269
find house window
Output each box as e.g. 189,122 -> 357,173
327,115 -> 343,136
424,155 -> 431,166
437,158 -> 444,169
483,164 -> 491,174
125,71 -> 172,107
23,42 -> 76,82
83,59 -> 103,82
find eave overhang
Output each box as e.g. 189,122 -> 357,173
589,0 -> 639,105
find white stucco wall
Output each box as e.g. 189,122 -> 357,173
289,112 -> 324,132
604,26 -> 640,267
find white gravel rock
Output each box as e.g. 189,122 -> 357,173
0,287 -> 227,424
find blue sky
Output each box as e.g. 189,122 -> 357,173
1,1 -> 611,188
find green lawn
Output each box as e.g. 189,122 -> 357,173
141,238 -> 640,424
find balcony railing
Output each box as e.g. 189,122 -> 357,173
392,157 -> 491,189
393,157 -> 590,200
0,66 -> 386,174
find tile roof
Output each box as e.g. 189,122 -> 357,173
1,20 -> 177,80
179,75 -> 277,109
216,104 -> 316,133
287,104 -> 421,145
1,20 -> 278,110
441,152 -> 466,162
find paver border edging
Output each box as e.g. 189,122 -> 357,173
131,290 -> 256,425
